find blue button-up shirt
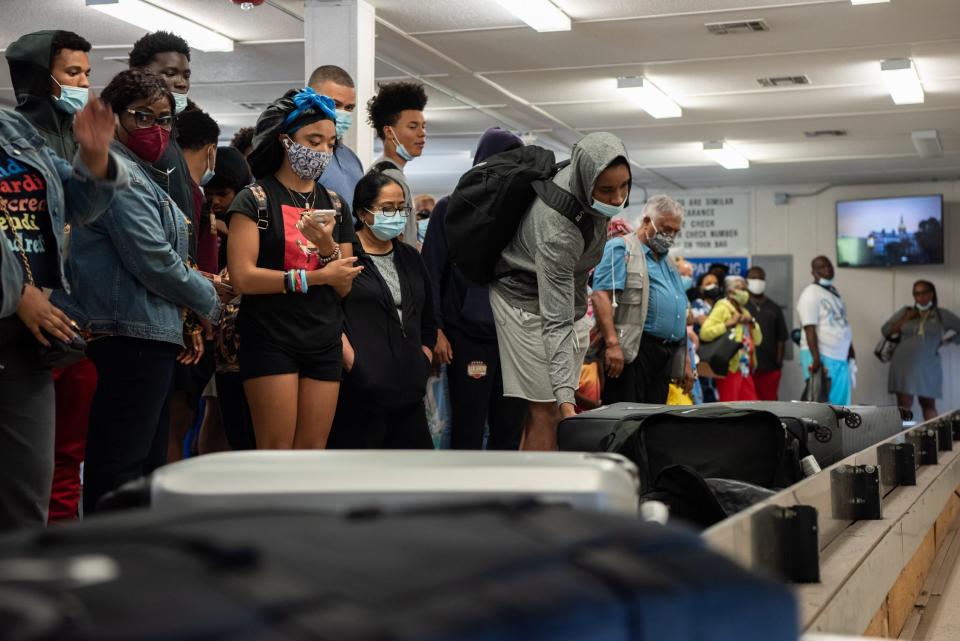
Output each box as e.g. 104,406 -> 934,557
318,143 -> 364,210
642,243 -> 687,341
593,237 -> 687,342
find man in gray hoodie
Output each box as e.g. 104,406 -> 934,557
490,132 -> 632,450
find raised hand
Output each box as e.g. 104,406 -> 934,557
74,93 -> 114,178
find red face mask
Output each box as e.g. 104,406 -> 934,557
124,125 -> 171,163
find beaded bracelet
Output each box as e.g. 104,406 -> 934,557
319,244 -> 342,267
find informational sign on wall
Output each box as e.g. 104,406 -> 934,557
673,192 -> 751,256
686,257 -> 750,279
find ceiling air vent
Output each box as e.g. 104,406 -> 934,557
804,130 -> 848,138
705,19 -> 770,35
757,75 -> 811,88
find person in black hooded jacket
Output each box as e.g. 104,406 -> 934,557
329,172 -> 437,449
420,127 -> 526,450
5,30 -> 91,160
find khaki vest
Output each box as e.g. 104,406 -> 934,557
613,234 -> 651,364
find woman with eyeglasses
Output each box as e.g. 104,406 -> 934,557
61,68 -> 221,512
328,172 -> 437,449
882,280 -> 960,421
227,88 -> 361,450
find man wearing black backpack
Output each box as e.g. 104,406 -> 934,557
488,133 -> 632,450
422,128 -> 527,450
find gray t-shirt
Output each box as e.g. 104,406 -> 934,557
369,250 -> 402,321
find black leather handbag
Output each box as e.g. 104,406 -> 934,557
2,199 -> 87,369
698,330 -> 741,376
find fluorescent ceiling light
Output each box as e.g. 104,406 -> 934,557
881,58 -> 924,105
851,0 -> 890,4
494,0 -> 571,32
617,76 -> 682,119
702,141 -> 749,169
86,0 -> 234,52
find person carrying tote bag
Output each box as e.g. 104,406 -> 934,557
699,276 -> 763,401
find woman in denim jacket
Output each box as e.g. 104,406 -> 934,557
0,95 -> 125,532
61,69 -> 220,513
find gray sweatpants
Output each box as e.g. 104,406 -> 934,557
0,371 -> 54,532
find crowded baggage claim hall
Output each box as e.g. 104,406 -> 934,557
0,0 -> 959,638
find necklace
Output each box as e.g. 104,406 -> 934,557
282,181 -> 316,211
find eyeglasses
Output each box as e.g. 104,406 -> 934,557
125,109 -> 174,129
366,206 -> 412,218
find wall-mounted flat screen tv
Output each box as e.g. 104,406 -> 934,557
836,194 -> 944,267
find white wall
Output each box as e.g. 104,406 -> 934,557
662,180 -> 960,414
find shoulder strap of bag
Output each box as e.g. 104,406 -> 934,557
371,160 -> 396,174
0,197 -> 34,286
248,183 -> 269,230
324,188 -> 344,223
531,180 -> 595,247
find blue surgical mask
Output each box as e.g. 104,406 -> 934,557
365,209 -> 406,241
818,278 -> 833,287
592,198 -> 626,218
335,109 -> 353,138
389,128 -> 414,162
199,151 -> 215,186
417,218 -> 430,242
173,92 -> 189,114
50,76 -> 88,114
681,275 -> 693,290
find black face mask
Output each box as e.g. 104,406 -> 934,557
703,286 -> 721,300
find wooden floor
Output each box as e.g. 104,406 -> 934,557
899,506 -> 960,640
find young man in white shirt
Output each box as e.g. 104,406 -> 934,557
796,255 -> 855,404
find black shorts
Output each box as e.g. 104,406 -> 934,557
239,337 -> 342,382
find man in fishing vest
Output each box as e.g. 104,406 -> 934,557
591,195 -> 692,404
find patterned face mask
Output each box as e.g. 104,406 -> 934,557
282,136 -> 332,180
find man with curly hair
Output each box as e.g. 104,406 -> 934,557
365,81 -> 427,247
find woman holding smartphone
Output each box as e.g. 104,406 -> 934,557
227,87 -> 361,449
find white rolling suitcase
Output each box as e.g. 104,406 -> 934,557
150,450 -> 640,516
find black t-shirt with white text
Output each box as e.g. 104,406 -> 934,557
227,175 -> 355,352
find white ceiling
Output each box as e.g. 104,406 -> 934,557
1,0 -> 959,195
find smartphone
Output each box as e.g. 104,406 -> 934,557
304,209 -> 337,225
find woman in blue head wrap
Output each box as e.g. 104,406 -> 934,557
225,87 -> 362,449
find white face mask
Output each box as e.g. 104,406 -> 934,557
747,278 -> 766,296
916,301 -> 933,311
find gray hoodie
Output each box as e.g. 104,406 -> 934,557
492,132 -> 629,405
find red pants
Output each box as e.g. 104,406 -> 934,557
49,358 -> 97,522
752,369 -> 782,401
715,371 -> 759,402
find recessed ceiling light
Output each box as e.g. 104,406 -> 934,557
881,58 -> 924,105
911,130 -> 942,158
494,0 -> 571,32
86,0 -> 234,52
851,0 -> 890,5
702,141 -> 749,169
617,76 -> 682,119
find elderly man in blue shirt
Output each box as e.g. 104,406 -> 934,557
591,195 -> 693,404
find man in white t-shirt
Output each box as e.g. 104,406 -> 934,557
796,255 -> 855,405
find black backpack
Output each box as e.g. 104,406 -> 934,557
444,145 -> 594,284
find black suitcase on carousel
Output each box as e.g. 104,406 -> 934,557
0,503 -> 798,641
558,404 -> 803,491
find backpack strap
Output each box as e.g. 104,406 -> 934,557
370,160 -> 396,174
247,183 -> 269,231
324,187 -> 344,224
532,180 -> 595,248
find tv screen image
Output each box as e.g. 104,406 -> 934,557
836,194 -> 944,267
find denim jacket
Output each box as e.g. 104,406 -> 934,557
57,141 -> 220,347
0,108 -> 128,319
